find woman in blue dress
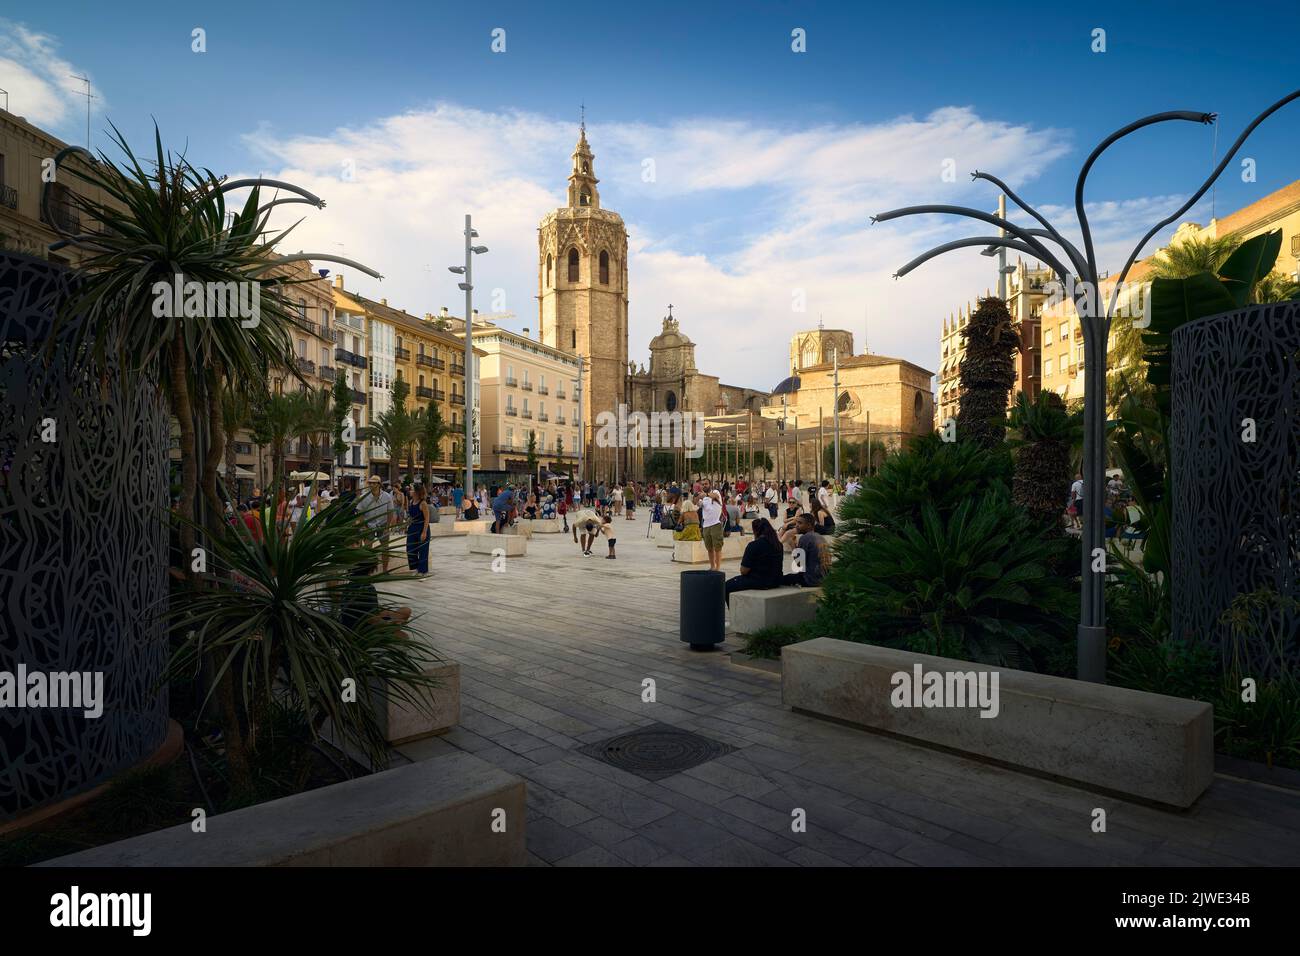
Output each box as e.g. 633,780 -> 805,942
406,483 -> 431,575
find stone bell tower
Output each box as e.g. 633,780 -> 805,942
538,119 -> 630,448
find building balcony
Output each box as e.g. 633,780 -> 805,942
493,444 -> 518,454
520,410 -> 532,419
394,347 -> 411,361
433,387 -> 446,401
319,366 -> 337,382
505,407 -> 518,416
416,385 -> 435,400
521,381 -> 533,391
504,377 -> 518,387
41,199 -> 80,233
450,363 -> 465,376
351,389 -> 368,405
335,347 -> 369,369
295,357 -> 316,375
537,413 -> 549,422
451,394 -> 465,406
556,415 -> 566,425
0,184 -> 17,210
416,354 -> 445,370
556,390 -> 566,399
537,385 -> 548,395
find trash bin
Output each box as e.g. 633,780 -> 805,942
680,569 -> 725,650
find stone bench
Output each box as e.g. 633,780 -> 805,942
731,586 -> 821,635
371,659 -> 461,744
673,535 -> 747,563
469,533 -> 526,556
38,752 -> 527,866
781,638 -> 1214,808
517,517 -> 563,533
428,519 -> 491,537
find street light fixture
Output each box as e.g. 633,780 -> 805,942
448,215 -> 488,501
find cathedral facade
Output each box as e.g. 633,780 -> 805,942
537,126 -> 767,479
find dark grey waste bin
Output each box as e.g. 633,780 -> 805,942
680,569 -> 726,649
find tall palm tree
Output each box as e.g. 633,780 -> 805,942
296,386 -> 337,485
956,297 -> 1020,450
369,378 -> 418,487
414,403 -> 449,489
252,390 -> 307,495
1148,234 -> 1241,279
1252,270 -> 1300,303
1006,390 -> 1082,529
221,383 -> 255,502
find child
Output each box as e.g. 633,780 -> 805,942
600,514 -> 618,559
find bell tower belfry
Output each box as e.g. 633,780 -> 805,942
538,118 -> 629,449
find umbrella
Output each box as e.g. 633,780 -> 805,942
289,470 -> 330,481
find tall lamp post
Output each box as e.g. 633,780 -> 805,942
448,214 -> 487,499
872,88 -> 1300,683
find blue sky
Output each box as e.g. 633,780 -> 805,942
4,0 -> 1299,387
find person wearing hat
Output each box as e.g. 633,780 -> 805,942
359,475 -> 395,571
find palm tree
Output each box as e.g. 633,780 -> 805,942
1148,234 -> 1241,279
296,387 -> 337,488
1252,270 -> 1300,303
330,374 -> 353,475
956,297 -> 1020,450
369,378 -> 418,487
1006,390 -> 1082,529
414,403 -> 449,489
252,390 -> 307,496
221,383 -> 254,502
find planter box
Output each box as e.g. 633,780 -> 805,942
469,533 -> 526,556
672,536 -> 746,563
374,660 -> 460,744
782,638 -> 1214,808
731,586 -> 820,635
428,519 -> 490,538
38,752 -> 527,867
505,523 -> 533,539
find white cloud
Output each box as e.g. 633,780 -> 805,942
0,20 -> 102,134
243,101 -> 1092,392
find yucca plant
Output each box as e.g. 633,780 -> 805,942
1006,390 -> 1082,529
165,494 -> 440,783
955,296 -> 1019,450
819,492 -> 1076,673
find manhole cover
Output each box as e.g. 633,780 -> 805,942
577,723 -> 737,781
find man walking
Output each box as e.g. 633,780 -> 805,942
700,487 -> 726,572
359,475 -> 396,571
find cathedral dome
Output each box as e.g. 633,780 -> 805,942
650,313 -> 692,350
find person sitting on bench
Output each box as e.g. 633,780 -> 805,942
725,518 -> 784,605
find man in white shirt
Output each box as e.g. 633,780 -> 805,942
359,475 -> 396,571
817,480 -> 833,513
845,477 -> 861,497
763,484 -> 778,518
699,489 -> 726,572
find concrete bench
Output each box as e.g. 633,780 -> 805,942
38,752 -> 527,866
517,518 -> 563,533
372,659 -> 461,744
782,638 -> 1214,808
427,519 -> 491,538
469,533 -> 526,556
731,586 -> 821,635
673,536 -> 746,563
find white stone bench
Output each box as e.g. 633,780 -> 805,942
427,519 -> 491,537
373,659 -> 460,744
469,533 -> 526,556
38,752 -> 526,866
672,536 -> 746,563
517,517 -> 563,533
782,638 -> 1214,808
731,586 -> 821,635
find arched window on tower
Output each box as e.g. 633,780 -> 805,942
568,248 -> 580,282
599,251 -> 610,285
546,254 -> 553,287
582,161 -> 589,173
580,189 -> 591,207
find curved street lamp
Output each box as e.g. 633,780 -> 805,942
873,88 -> 1300,683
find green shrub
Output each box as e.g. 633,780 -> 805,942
1214,672 -> 1300,770
818,490 -> 1076,674
743,623 -> 815,660
1108,637 -> 1218,702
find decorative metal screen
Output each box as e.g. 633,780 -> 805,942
0,250 -> 170,820
1170,301 -> 1299,678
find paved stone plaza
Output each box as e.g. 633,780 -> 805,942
387,525 -> 1300,867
